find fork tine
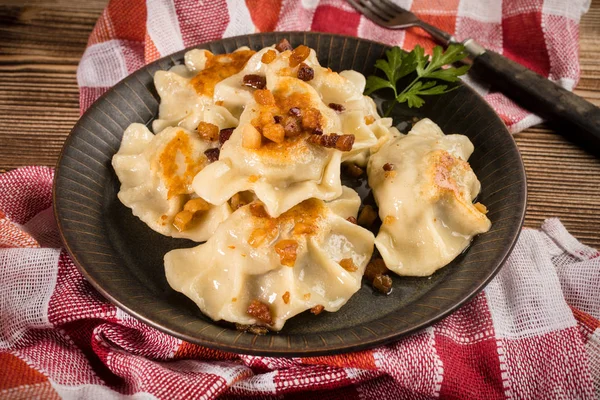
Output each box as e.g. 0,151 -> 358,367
347,0 -> 391,24
359,0 -> 394,21
376,0 -> 406,14
368,0 -> 400,19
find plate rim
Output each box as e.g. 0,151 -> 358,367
53,31 -> 527,357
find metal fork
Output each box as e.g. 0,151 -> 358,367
347,0 -> 483,55
348,0 -> 600,154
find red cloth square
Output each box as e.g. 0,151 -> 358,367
311,5 -> 360,36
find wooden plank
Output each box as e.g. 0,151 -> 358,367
514,0 -> 600,247
0,0 -> 599,249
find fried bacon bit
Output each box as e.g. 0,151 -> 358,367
346,216 -> 357,224
383,163 -> 394,171
248,225 -> 278,248
290,45 -> 310,67
184,198 -> 211,213
332,134 -> 354,151
474,202 -> 488,214
261,49 -> 277,64
172,198 -> 212,231
310,305 -> 324,315
292,222 -> 317,235
249,203 -> 269,218
262,122 -> 285,143
297,63 -> 314,81
197,121 -> 219,141
257,109 -> 275,127
339,258 -> 358,272
301,107 -> 321,130
365,259 -> 392,295
248,175 -> 260,183
282,116 -> 302,137
215,100 -> 224,106
357,205 -> 377,227
273,115 -> 283,123
241,124 -> 262,149
275,38 -> 293,52
308,133 -> 355,152
235,323 -> 269,335
282,291 -> 290,304
383,215 -> 397,225
274,239 -> 298,267
248,228 -> 269,248
288,107 -> 301,117
328,103 -> 345,113
243,74 -> 266,89
373,275 -> 393,294
173,210 -> 194,232
345,163 -> 364,177
364,115 -> 375,125
204,148 -> 220,163
364,259 -> 389,281
246,300 -> 273,324
312,126 -> 323,135
253,89 -> 275,106
219,127 -> 235,145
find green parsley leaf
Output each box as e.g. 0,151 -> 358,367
364,43 -> 470,114
364,75 -> 395,96
427,44 -> 469,72
425,65 -> 470,82
397,81 -> 448,108
395,50 -> 418,82
413,45 -> 427,77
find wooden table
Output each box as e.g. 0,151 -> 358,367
1,1 -> 599,247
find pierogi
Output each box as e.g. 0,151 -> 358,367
112,124 -> 232,242
165,187 -> 374,331
111,39 -> 491,332
192,45 -> 396,216
368,119 -> 491,277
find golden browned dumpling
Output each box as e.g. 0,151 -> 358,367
164,187 -> 374,330
368,118 -> 491,277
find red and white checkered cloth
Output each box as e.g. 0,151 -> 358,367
2,169 -> 600,399
2,0 -> 599,398
78,0 -> 591,133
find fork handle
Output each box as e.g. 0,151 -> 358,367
465,41 -> 600,149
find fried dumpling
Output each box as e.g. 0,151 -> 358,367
152,48 -> 254,133
263,45 -> 395,165
192,77 -> 345,217
112,124 -> 231,242
368,118 -> 491,277
192,44 -> 397,217
164,187 -> 374,331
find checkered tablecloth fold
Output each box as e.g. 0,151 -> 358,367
78,0 -> 591,133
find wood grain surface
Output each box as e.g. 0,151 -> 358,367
1,0 -> 599,248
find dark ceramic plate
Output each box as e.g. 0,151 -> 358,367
54,32 -> 526,356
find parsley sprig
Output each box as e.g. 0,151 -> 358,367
365,44 -> 470,115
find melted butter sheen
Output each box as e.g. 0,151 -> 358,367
190,50 -> 256,97
158,131 -> 205,199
